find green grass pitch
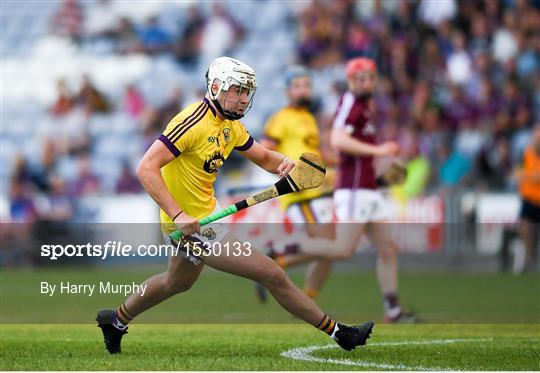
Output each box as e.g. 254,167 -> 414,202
1,267 -> 539,370
1,324 -> 538,370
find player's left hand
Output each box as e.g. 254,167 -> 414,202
278,157 -> 295,177
378,160 -> 407,186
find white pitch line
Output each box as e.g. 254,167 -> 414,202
281,338 -> 494,371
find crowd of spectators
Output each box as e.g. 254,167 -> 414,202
49,0 -> 245,67
6,0 -> 250,232
7,73 -> 184,225
4,0 -> 540,232
298,0 -> 539,195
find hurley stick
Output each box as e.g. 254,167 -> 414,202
169,153 -> 326,242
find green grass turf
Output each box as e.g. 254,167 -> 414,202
1,267 -> 539,323
1,324 -> 539,370
1,267 -> 539,369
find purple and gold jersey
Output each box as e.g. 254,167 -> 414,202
158,98 -> 253,232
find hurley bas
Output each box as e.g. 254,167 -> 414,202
40,281 -> 147,297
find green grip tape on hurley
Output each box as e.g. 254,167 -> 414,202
169,204 -> 238,242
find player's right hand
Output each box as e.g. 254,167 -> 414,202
377,141 -> 400,157
174,212 -> 200,236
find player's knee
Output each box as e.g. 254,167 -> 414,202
343,244 -> 357,259
318,258 -> 333,266
333,242 -> 356,260
164,274 -> 194,295
168,280 -> 194,295
378,243 -> 398,262
262,265 -> 288,289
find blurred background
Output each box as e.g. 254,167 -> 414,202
1,0 -> 539,323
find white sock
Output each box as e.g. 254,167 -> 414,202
330,323 -> 340,340
113,317 -> 128,331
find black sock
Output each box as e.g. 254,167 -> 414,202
383,293 -> 402,318
316,314 -> 337,336
114,302 -> 134,330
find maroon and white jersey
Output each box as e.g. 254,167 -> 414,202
332,91 -> 377,190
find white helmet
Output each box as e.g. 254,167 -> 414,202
206,56 -> 257,120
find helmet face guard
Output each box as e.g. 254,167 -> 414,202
208,76 -> 256,120
206,57 -> 258,120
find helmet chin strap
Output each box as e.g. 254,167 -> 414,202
208,84 -> 245,120
356,92 -> 373,101
211,97 -> 244,120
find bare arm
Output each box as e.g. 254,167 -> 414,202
259,137 -> 278,151
240,140 -> 294,176
330,128 -> 399,157
136,140 -> 200,235
136,140 -> 181,218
